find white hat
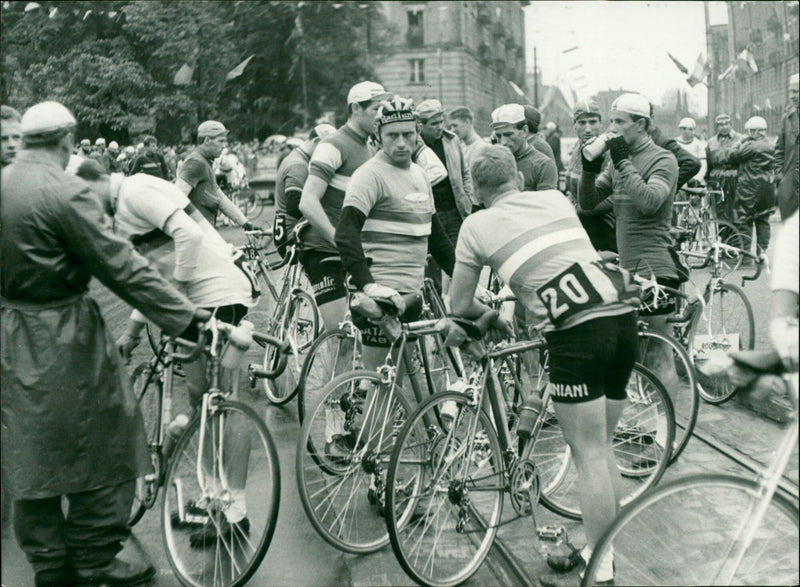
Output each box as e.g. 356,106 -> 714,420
610,93 -> 651,119
545,121 -> 557,131
347,81 -> 391,105
95,137 -> 106,146
490,104 -> 526,129
108,141 -> 119,150
679,117 -> 696,129
414,99 -> 444,121
20,101 -> 77,136
744,116 -> 767,130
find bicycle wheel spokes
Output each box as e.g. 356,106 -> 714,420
130,361 -> 162,526
264,290 -> 319,405
297,329 -> 360,423
539,364 -> 674,520
296,370 -> 412,553
694,282 -> 755,404
162,402 -> 280,587
584,474 -> 799,585
638,331 -> 699,461
386,392 -> 504,587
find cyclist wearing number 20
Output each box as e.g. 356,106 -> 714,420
448,145 -> 640,586
273,123 -> 336,257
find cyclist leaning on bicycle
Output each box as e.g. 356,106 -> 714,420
448,144 -> 640,586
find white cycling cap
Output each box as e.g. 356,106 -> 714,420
744,116 -> 767,130
21,101 -> 77,136
679,117 -> 696,129
610,93 -> 651,119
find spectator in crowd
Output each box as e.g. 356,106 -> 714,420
707,113 -> 744,224
727,116 -> 775,255
176,120 -> 258,229
446,106 -> 489,168
78,138 -> 92,156
564,99 -> 617,253
129,135 -> 171,180
674,117 -> 707,183
1,104 -> 22,168
648,103 -> 701,192
491,104 -> 558,191
775,73 -> 799,220
106,140 -> 120,172
524,105 -> 556,162
544,121 -> 564,173
1,100 -> 200,587
89,138 -> 112,173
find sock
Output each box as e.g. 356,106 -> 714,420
225,489 -> 247,524
579,546 -> 614,582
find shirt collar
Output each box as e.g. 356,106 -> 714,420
629,135 -> 653,155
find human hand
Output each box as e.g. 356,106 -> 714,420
363,283 -> 406,315
770,317 -> 799,372
607,136 -> 630,167
116,331 -> 141,364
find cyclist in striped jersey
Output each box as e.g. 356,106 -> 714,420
448,145 -> 640,586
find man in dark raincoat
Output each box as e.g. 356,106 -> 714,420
726,116 -> 776,255
775,73 -> 799,220
707,113 -> 745,223
1,101 -> 202,586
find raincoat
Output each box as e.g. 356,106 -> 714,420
1,149 -> 196,500
727,136 -> 776,216
775,103 -> 799,219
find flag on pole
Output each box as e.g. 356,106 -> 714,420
718,63 -> 737,81
666,51 -> 689,75
173,63 -> 195,86
686,53 -> 709,87
225,55 -> 255,82
736,49 -> 758,74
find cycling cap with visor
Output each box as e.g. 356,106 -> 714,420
21,101 -> 77,137
573,100 -> 602,122
610,93 -> 651,119
377,96 -> 416,130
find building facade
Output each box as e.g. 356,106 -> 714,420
708,2 -> 799,133
372,0 -> 528,135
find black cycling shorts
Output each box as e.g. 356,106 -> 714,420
639,276 -> 682,316
544,312 -> 639,404
298,250 -> 348,306
352,294 -> 423,348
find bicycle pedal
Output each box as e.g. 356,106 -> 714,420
537,525 -> 566,542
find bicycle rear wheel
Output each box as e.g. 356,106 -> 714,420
582,473 -> 800,586
162,400 -> 280,587
693,281 -> 755,404
263,290 -> 318,405
638,329 -> 699,461
296,327 -> 361,424
539,363 -> 675,520
385,392 -> 504,587
295,370 -> 414,553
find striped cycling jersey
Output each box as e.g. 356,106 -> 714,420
306,124 -> 373,253
456,189 -> 634,330
343,152 -> 435,293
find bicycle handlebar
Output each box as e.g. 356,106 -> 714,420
249,332 -> 291,379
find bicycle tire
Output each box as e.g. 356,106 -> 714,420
582,473 -> 800,586
263,290 -> 319,405
687,219 -> 746,274
693,281 -> 755,404
539,363 -> 675,520
296,328 -> 361,424
295,369 -> 415,554
385,391 -> 504,587
129,360 -> 162,527
638,329 -> 699,462
161,400 -> 280,587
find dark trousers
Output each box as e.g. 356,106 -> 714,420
13,481 -> 134,574
735,211 -> 771,253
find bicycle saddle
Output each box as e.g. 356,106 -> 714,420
729,349 -> 784,375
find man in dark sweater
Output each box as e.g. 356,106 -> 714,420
491,104 -> 558,191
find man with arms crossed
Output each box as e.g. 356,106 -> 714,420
299,81 -> 391,333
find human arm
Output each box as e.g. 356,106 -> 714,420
299,175 -> 338,245
162,210 -> 204,282
215,186 -> 249,225
535,156 -> 559,190
159,154 -> 171,181
449,262 -> 492,319
578,162 -> 614,211
428,212 -> 455,277
413,143 -> 448,186
770,211 -> 799,369
335,205 -> 373,289
773,124 -> 786,178
659,136 -> 701,190
459,141 -> 475,211
58,185 -> 196,336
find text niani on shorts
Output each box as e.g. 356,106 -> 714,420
551,382 -> 589,399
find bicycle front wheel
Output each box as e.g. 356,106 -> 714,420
539,363 -> 675,520
264,290 -> 319,405
295,370 -> 414,554
638,329 -> 699,461
385,392 -> 504,587
693,281 -> 755,404
162,400 -> 280,587
689,219 -> 746,274
297,328 -> 361,424
582,473 -> 800,586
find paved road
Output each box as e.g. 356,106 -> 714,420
2,209 -> 795,586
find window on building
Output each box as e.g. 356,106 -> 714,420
409,59 -> 425,83
407,8 -> 424,47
